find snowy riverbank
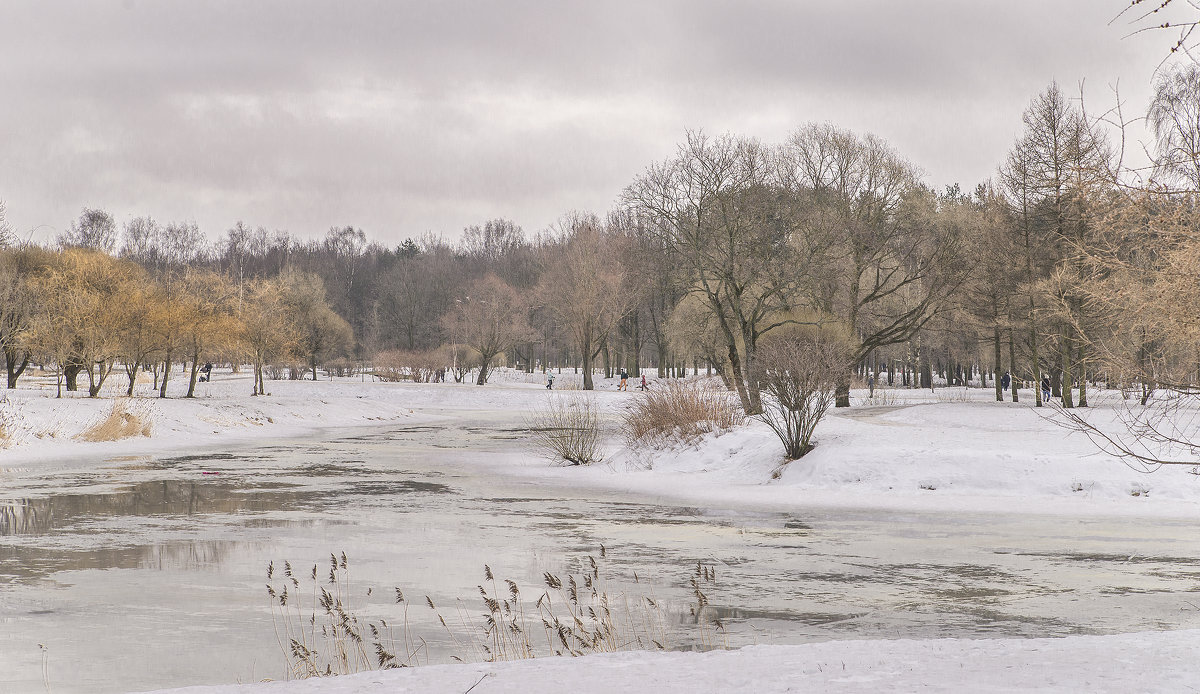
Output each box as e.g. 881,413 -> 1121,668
4,369 -> 1200,517
141,629 -> 1200,694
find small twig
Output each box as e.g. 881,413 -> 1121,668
464,672 -> 492,694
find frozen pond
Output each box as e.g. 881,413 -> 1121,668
2,413 -> 1200,693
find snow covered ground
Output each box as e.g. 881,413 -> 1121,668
143,629 -> 1200,694
4,368 -> 1200,693
4,368 -> 1199,519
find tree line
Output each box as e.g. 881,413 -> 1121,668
2,73 -> 1199,410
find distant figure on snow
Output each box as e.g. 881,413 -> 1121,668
546,372 -> 555,390
199,362 -> 213,383
618,369 -> 629,391
639,374 -> 648,391
1001,372 -> 1011,392
867,372 -> 875,397
1040,376 -> 1051,402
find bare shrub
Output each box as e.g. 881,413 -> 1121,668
623,378 -> 745,448
324,358 -> 355,378
373,349 -> 443,383
77,398 -> 153,442
753,331 -> 851,459
526,395 -> 601,465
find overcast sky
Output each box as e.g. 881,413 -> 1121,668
0,1 -> 1185,246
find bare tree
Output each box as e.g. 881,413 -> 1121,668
540,215 -> 629,390
444,273 -> 534,385
377,235 -> 458,351
181,271 -> 238,398
239,278 -> 300,396
58,208 -> 118,253
1148,65 -> 1200,189
624,132 -> 794,413
783,124 -> 966,407
281,271 -> 354,380
115,278 -> 165,396
1002,84 -> 1112,408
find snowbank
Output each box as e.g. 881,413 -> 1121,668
4,372 -> 1200,519
139,629 -> 1200,694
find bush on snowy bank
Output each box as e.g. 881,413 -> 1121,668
622,378 -> 745,448
753,331 -> 851,459
526,395 -> 602,465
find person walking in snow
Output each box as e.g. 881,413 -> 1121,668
546,372 -> 555,390
639,374 -> 648,391
618,369 -> 628,391
1001,372 -> 1011,393
1040,376 -> 1051,402
867,372 -> 875,397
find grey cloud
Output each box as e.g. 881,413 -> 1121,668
0,0 -> 1178,244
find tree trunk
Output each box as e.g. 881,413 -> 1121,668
65,360 -> 83,392
581,348 -> 594,390
89,360 -> 111,398
476,354 -> 493,385
159,352 -> 172,398
726,343 -> 757,414
1077,341 -> 1088,407
993,326 -> 1003,402
1060,329 -> 1074,408
1029,321 -> 1042,408
125,361 -> 139,397
6,350 -> 29,389
1007,329 -> 1019,403
186,347 -> 201,398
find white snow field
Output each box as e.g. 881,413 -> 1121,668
142,629 -> 1200,694
3,368 -> 1200,693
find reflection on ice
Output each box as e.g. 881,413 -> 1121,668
0,480 -> 310,536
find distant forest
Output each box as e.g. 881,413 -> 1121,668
4,74 -> 1200,412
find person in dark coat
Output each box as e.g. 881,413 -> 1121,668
1001,372 -> 1011,392
1041,376 -> 1051,401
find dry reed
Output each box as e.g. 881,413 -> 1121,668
266,547 -> 691,680
623,378 -> 745,448
76,398 -> 152,442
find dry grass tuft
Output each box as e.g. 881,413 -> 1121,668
0,402 -> 15,448
77,398 -> 153,442
0,395 -> 27,448
623,378 -> 745,448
